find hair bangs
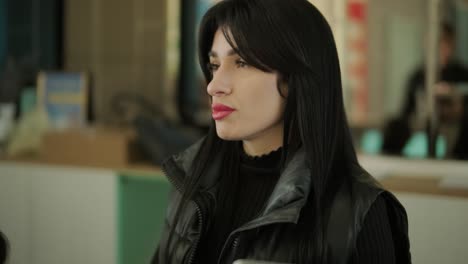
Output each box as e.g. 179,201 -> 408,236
198,0 -> 280,83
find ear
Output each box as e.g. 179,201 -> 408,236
278,74 -> 289,98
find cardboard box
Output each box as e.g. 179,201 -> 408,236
40,127 -> 144,168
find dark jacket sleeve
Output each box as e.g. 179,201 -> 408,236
351,196 -> 396,264
151,187 -> 177,264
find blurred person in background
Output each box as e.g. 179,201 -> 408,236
152,0 -> 410,263
433,82 -> 468,159
401,23 -> 468,118
382,22 -> 468,159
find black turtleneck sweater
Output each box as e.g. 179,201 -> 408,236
195,147 -> 395,263
196,146 -> 282,263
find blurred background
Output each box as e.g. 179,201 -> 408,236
0,0 -> 468,263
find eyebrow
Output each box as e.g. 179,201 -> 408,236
208,49 -> 238,58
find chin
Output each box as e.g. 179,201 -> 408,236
216,132 -> 239,141
216,127 -> 241,141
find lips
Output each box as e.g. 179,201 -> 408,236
212,103 -> 235,120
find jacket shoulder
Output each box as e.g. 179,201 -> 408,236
327,164 -> 410,264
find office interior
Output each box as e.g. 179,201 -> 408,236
1,0 -> 468,263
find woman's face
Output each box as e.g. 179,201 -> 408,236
207,28 -> 286,143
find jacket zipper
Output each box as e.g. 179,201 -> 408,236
187,203 -> 203,264
161,159 -> 205,264
231,237 -> 240,259
217,217 -> 297,264
217,234 -> 239,264
161,159 -> 184,192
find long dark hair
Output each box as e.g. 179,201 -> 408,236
167,0 -> 359,263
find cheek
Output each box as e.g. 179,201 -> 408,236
214,73 -> 284,140
236,88 -> 284,132
246,80 -> 284,120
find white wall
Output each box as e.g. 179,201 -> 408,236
0,162 -> 117,264
360,154 -> 468,264
399,193 -> 468,264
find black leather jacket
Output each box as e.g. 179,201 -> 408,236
152,141 -> 411,264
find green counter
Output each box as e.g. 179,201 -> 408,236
117,173 -> 170,264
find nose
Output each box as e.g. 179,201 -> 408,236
207,66 -> 232,97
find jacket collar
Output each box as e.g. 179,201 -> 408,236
258,148 -> 310,220
163,139 -> 311,226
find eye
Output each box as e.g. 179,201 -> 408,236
236,59 -> 248,68
207,62 -> 219,73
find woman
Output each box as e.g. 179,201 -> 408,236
152,0 -> 411,263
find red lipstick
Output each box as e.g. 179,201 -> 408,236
212,103 -> 235,120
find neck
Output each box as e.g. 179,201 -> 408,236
242,122 -> 284,157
